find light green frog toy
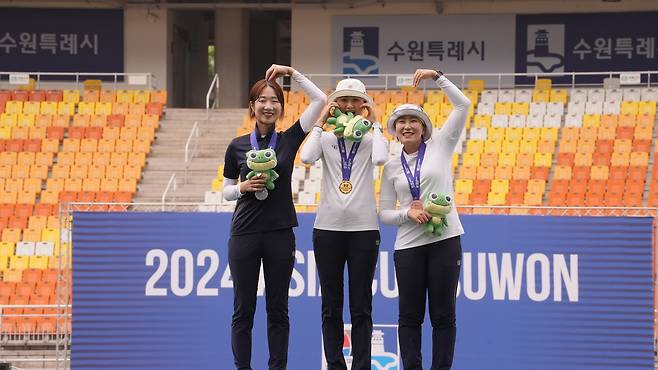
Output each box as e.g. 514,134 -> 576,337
424,192 -> 452,236
327,108 -> 373,141
246,148 -> 279,190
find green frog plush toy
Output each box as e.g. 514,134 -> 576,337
246,148 -> 279,191
424,192 -> 452,236
327,108 -> 373,141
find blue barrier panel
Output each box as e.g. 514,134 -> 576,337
72,213 -> 654,370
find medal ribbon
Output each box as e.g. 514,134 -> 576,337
250,126 -> 278,151
337,137 -> 360,182
400,142 -> 426,200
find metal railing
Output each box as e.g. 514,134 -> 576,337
206,73 -> 220,111
0,305 -> 72,351
290,203 -> 658,217
0,71 -> 157,90
58,202 -> 658,216
0,305 -> 72,368
55,204 -> 72,370
184,121 -> 200,183
0,305 -> 73,319
205,73 -> 220,131
161,174 -> 178,211
178,73 -> 220,182
295,70 -> 658,91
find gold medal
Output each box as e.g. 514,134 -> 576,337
339,180 -> 353,194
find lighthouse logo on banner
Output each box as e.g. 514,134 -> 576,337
342,27 -> 380,75
524,24 -> 565,73
322,324 -> 399,370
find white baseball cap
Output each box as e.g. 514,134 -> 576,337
387,103 -> 433,142
327,78 -> 373,104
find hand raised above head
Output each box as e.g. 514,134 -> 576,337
265,64 -> 295,81
412,69 -> 441,87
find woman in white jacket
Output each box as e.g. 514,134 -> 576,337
379,69 -> 470,370
300,78 -> 388,370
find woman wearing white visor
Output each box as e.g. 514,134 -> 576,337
379,69 -> 470,370
300,78 -> 388,370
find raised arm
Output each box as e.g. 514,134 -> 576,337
294,71 -> 327,132
266,64 -> 326,133
435,74 -> 470,146
300,102 -> 336,164
359,102 -> 388,166
300,127 -> 323,164
413,69 -> 470,149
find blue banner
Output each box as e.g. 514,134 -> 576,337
72,213 -> 654,370
0,8 -> 123,74
515,12 -> 658,84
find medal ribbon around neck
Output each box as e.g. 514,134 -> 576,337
250,126 -> 278,151
337,137 -> 360,194
400,141 -> 426,200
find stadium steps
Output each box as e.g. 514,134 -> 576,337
543,115 -> 565,205
133,108 -> 246,203
543,134 -> 560,206
644,115 -> 658,206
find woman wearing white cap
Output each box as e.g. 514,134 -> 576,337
300,78 -> 388,370
379,69 -> 470,370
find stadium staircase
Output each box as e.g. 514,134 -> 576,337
133,108 -> 246,203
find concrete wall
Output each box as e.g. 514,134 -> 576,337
126,6 -> 210,107
215,9 -> 249,108
124,7 -> 169,93
169,10 -> 211,108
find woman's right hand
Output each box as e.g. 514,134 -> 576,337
239,175 -> 267,193
407,208 -> 431,224
316,102 -> 338,128
413,69 -> 440,87
265,64 -> 295,81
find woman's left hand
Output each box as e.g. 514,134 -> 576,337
413,69 -> 440,87
265,64 -> 295,81
360,102 -> 377,123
